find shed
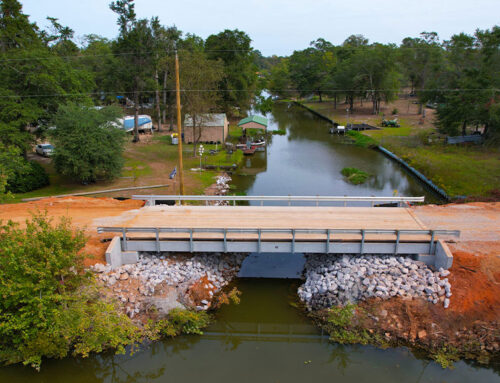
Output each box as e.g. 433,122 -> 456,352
184,113 -> 228,144
238,115 -> 268,131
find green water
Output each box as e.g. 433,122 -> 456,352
1,279 -> 498,382
231,102 -> 441,203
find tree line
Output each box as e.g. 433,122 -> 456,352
266,29 -> 500,139
0,0 -> 259,193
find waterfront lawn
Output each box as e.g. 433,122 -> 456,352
302,100 -> 500,198
386,144 -> 500,198
12,133 -> 244,201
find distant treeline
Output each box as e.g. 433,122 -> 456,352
263,30 -> 500,139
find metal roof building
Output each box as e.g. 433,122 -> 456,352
238,115 -> 268,130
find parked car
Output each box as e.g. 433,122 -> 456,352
36,143 -> 54,157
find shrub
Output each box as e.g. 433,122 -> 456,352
341,167 -> 371,184
392,108 -> 399,115
0,214 -> 139,369
272,129 -> 286,135
6,160 -> 49,193
167,308 -> 211,335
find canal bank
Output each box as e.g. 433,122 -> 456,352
1,278 -> 499,383
294,100 -> 500,200
292,100 -> 450,201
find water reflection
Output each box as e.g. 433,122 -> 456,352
1,279 -> 499,383
232,103 -> 442,204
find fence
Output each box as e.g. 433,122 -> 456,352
132,195 -> 425,207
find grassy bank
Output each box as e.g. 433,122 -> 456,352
301,101 -> 500,199
313,303 -> 497,369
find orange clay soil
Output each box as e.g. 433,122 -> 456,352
413,202 -> 500,319
0,197 -> 144,267
346,202 -> 500,355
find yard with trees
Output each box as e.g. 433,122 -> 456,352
0,0 -> 259,201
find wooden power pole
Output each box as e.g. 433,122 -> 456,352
175,49 -> 185,196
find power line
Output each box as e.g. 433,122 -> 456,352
0,88 -> 498,99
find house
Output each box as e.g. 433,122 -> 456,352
184,113 -> 228,144
237,115 -> 268,131
120,115 -> 153,133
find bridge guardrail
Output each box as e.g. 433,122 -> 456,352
132,195 -> 426,207
97,226 -> 460,255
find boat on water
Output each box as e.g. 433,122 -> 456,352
251,138 -> 266,146
243,146 -> 257,155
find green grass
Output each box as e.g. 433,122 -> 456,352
346,131 -> 377,147
301,101 -> 500,198
341,167 -> 371,185
201,145 -> 244,168
387,144 -> 500,197
122,158 -> 152,178
365,125 -> 413,141
228,125 -> 244,140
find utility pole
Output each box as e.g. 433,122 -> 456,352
175,48 -> 185,196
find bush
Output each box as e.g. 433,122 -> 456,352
272,129 -> 286,135
6,160 -> 49,193
392,108 -> 399,115
341,167 -> 371,184
0,214 -> 139,370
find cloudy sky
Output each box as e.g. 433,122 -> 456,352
21,0 -> 499,56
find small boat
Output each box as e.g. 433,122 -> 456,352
251,139 -> 266,146
236,143 -> 247,149
243,146 -> 257,155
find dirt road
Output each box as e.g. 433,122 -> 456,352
0,197 -> 144,266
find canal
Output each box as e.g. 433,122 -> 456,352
231,102 -> 440,203
1,103 -> 498,382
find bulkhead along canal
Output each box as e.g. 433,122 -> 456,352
1,103 -> 498,382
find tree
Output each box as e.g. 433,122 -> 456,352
434,27 -> 500,137
346,44 -> 400,114
50,104 -> 126,183
399,32 -> 444,113
80,35 -> 120,104
205,29 -> 257,113
0,0 -> 94,152
110,0 -> 155,142
0,143 -> 27,202
268,58 -> 293,99
177,50 -> 224,155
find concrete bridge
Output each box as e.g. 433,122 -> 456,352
97,195 -> 459,270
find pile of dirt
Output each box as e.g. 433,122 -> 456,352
0,197 -> 144,266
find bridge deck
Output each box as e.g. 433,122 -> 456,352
109,206 -> 430,242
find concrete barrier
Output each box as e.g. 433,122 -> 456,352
105,236 -> 139,269
416,240 -> 453,270
435,239 -> 454,270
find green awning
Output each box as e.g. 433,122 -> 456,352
238,115 -> 268,128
